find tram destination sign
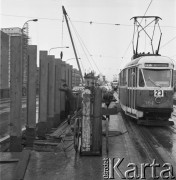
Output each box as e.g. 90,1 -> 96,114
145,63 -> 169,67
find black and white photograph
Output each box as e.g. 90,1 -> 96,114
0,0 -> 176,179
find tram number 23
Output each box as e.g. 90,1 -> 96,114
154,89 -> 164,97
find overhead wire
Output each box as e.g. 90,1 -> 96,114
67,16 -> 97,73
1,13 -> 176,29
160,35 -> 176,49
69,19 -> 102,74
71,19 -> 120,26
171,54 -> 176,58
63,16 -> 86,74
0,13 -> 62,21
73,44 -> 86,75
121,0 -> 154,59
69,21 -> 94,72
61,15 -> 64,47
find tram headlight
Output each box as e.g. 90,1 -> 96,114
155,97 -> 162,104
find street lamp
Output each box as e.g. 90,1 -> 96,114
21,19 -> 38,34
49,46 -> 69,55
21,19 -> 38,96
21,19 -> 38,46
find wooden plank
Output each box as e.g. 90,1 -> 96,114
92,87 -> 102,154
9,36 -> 22,152
39,51 -> 48,122
27,45 -> 37,128
137,119 -> 174,126
13,150 -> 31,180
81,88 -> 91,152
0,159 -> 19,163
49,121 -> 69,138
34,141 -> 59,146
47,55 -> 55,118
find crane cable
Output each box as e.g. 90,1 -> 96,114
62,14 -> 86,74
69,18 -> 102,74
61,14 -> 64,47
69,19 -> 94,72
67,16 -> 96,73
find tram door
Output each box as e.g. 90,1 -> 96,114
127,68 -> 137,114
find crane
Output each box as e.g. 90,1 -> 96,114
62,6 -> 84,83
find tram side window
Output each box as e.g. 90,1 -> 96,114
119,73 -> 122,86
128,69 -> 131,87
132,68 -> 136,87
139,69 -> 145,87
123,69 -> 127,86
172,70 -> 174,87
120,70 -> 127,86
135,67 -> 138,87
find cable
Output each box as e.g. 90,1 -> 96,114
74,43 -> 86,75
142,0 -> 153,20
2,13 -> 176,29
121,0 -> 154,59
71,21 -> 102,74
61,15 -> 64,47
0,13 -> 62,21
171,54 -> 176,58
160,36 -> 176,49
68,17 -> 103,74
72,19 -> 120,26
70,20 -> 102,74
68,17 -> 95,72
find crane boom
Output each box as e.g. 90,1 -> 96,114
62,6 -> 84,83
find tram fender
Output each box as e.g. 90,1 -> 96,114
137,119 -> 174,126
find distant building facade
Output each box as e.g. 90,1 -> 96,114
84,71 -> 98,87
1,27 -> 22,36
1,27 -> 28,96
173,70 -> 176,91
0,31 -> 9,98
72,68 -> 81,87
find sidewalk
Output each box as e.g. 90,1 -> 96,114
0,113 -> 148,180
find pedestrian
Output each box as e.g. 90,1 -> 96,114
60,83 -> 75,120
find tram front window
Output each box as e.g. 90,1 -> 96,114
143,69 -> 171,87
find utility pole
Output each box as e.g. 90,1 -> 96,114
62,6 -> 84,83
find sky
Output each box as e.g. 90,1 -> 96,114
1,0 -> 176,81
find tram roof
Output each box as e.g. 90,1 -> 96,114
123,55 -> 173,69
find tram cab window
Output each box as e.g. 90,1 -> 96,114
143,69 -> 171,87
139,69 -> 145,87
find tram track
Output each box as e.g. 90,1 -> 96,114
121,112 -> 176,178
123,114 -> 164,164
139,125 -> 176,178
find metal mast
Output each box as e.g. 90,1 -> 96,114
62,6 -> 84,83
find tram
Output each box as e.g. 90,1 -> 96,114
119,55 -> 174,125
118,16 -> 174,125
